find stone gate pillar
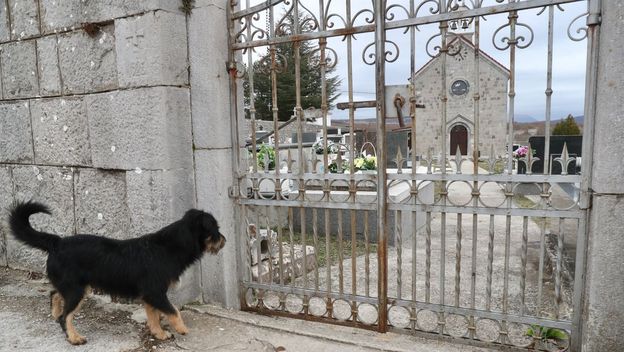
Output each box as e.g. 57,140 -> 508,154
581,1 -> 624,351
189,0 -> 240,308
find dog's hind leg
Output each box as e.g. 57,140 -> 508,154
49,290 -> 63,320
60,286 -> 88,345
144,294 -> 188,335
144,303 -> 172,340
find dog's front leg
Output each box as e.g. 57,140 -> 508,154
144,303 -> 172,340
166,308 -> 189,335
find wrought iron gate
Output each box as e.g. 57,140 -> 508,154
227,1 -> 599,350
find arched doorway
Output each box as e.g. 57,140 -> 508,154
450,124 -> 468,155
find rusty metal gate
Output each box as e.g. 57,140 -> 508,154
226,0 -> 599,350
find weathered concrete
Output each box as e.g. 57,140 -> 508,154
31,97 -> 91,166
9,165 -> 75,271
74,168 -> 130,239
39,0 -> 182,35
0,40 -> 39,99
195,149 -> 239,308
36,35 -> 62,96
0,3 -> 9,42
582,2 -> 624,351
58,24 -> 117,94
115,11 -> 188,88
188,2 -> 230,149
86,87 -> 192,170
7,0 -> 39,40
125,168 -> 195,236
0,166 -> 13,267
0,101 -> 34,163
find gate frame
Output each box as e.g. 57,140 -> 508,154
225,1 -> 601,350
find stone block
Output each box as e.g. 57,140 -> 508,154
125,168 -> 195,236
1,41 -> 39,99
30,97 -> 91,166
116,11 -> 188,87
36,35 -> 62,96
0,101 -> 34,163
0,2 -> 10,42
188,4 -> 231,149
7,0 -> 39,40
74,168 -> 130,239
9,165 -> 75,272
195,148 -> 239,307
40,0 -> 182,34
87,87 -> 192,170
0,166 -> 13,267
58,24 -> 117,94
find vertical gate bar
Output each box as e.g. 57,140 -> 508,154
555,218 -> 564,319
409,0 -> 418,322
396,210 -> 403,300
470,11 -> 482,340
242,205 -> 252,284
313,208 -> 319,292
374,0 -> 389,333
365,210 -> 371,297
325,208 -> 332,316
228,0 -> 245,309
411,208 -> 417,301
288,207 -> 295,290
256,207 -> 262,286
278,208 -> 285,287
502,214 -> 511,342
318,0 -> 329,174
268,3 -> 281,199
338,209 -> 344,295
454,213 -> 462,308
351,209 -> 357,296
486,214 -> 494,311
505,11 -> 517,176
573,1 -> 601,349
537,216 -> 546,312
301,206 -> 308,291
346,0 -> 355,174
426,211 -> 432,303
437,4 -> 450,335
265,213 -> 274,287
543,5 -> 554,179
520,216 -> 529,316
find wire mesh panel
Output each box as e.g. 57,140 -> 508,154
227,1 -> 598,351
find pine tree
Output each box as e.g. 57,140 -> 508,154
552,114 -> 581,135
245,14 -> 341,121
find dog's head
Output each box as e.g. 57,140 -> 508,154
184,209 -> 226,255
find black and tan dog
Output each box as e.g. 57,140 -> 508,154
9,201 -> 225,345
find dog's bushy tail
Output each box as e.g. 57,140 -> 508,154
9,201 -> 60,252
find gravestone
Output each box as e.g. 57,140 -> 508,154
528,135 -> 582,174
291,132 -> 317,144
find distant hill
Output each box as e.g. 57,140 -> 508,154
514,114 -> 537,123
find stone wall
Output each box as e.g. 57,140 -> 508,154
0,0 -> 206,305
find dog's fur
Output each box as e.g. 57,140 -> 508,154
9,201 -> 226,345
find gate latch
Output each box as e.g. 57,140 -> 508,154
228,185 -> 240,199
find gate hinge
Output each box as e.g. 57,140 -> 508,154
226,61 -> 237,76
579,189 -> 593,210
228,185 -> 240,199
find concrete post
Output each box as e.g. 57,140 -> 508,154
581,1 -> 624,351
188,0 -> 240,308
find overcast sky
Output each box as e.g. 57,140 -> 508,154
242,0 -> 589,121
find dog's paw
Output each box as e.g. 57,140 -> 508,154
67,335 -> 87,345
153,330 -> 173,340
175,325 -> 189,335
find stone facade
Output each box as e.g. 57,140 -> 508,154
0,0 -> 214,306
409,36 -> 509,157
